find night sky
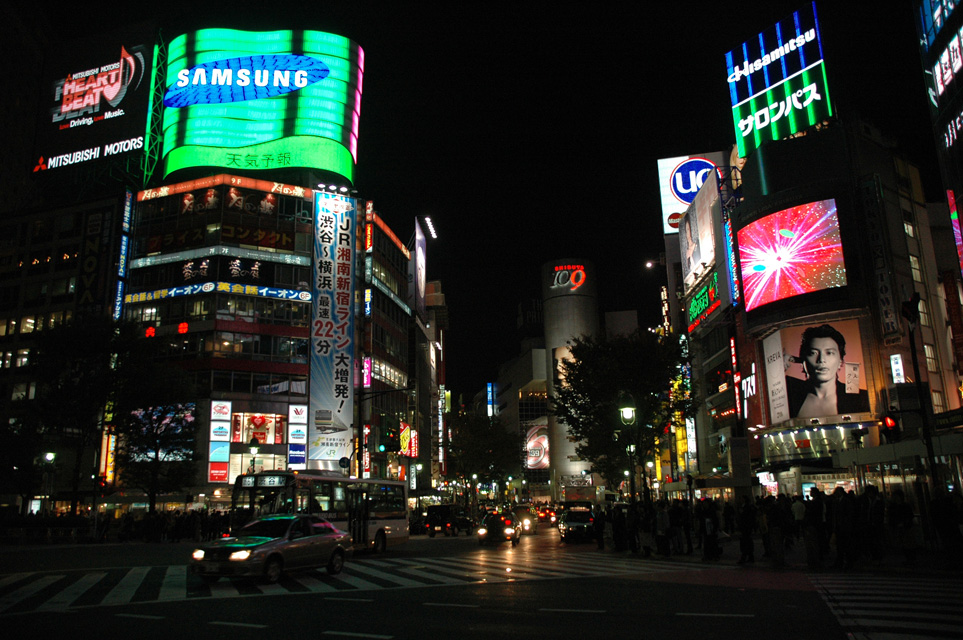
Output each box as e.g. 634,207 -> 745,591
14,2 -> 938,400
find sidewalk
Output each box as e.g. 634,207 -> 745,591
594,535 -> 962,578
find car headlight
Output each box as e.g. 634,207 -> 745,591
192,549 -> 205,561
478,527 -> 487,535
229,549 -> 252,561
523,519 -> 531,526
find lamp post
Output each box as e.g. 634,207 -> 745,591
618,392 -> 637,504
248,437 -> 260,474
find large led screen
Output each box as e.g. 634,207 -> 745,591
724,2 -> 832,158
161,29 -> 364,181
763,319 -> 870,425
33,23 -> 155,174
738,199 -> 846,312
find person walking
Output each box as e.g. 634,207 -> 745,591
737,495 -> 756,564
593,504 -> 606,550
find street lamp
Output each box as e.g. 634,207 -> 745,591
248,437 -> 260,474
618,392 -> 638,504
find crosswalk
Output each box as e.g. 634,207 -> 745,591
0,551 -> 714,615
812,573 -> 963,640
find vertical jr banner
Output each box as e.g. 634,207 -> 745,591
309,192 -> 357,461
724,2 -> 832,158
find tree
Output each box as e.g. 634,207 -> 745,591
552,329 -> 692,490
446,410 -> 524,507
112,338 -> 199,514
29,316 -> 122,514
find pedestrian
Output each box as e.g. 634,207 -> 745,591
803,487 -> 826,570
888,489 -> 917,565
737,495 -> 756,564
791,495 -> 806,541
655,501 -> 670,556
593,505 -> 606,550
626,503 -> 641,553
613,505 -> 628,551
702,499 -> 720,561
859,485 -> 885,565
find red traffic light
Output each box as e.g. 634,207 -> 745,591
883,415 -> 897,429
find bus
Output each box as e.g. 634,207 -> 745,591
230,470 -> 408,552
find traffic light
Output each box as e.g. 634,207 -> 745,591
96,476 -> 110,497
881,412 -> 901,443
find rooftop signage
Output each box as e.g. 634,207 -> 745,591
724,2 -> 832,158
161,29 -> 364,181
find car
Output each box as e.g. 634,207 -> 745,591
424,504 -> 476,537
558,508 -> 595,543
190,514 -> 351,584
537,505 -> 558,525
477,511 -> 521,546
513,505 -> 538,534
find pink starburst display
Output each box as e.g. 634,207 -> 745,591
737,199 -> 847,312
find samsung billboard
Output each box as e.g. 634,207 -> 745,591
33,23 -> 156,174
161,29 -> 364,181
724,2 -> 832,158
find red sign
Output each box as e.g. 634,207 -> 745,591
668,212 -> 683,229
208,462 -> 228,483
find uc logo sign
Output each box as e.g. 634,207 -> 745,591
669,158 -> 716,206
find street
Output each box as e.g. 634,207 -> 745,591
1,528 -> 960,639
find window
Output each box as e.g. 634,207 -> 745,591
919,298 -> 931,327
909,255 -> 923,283
16,349 -> 29,367
932,389 -> 946,414
924,343 -> 939,373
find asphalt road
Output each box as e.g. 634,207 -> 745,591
2,528 -> 958,639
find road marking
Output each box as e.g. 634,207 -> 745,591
157,565 -> 186,601
540,608 -> 606,613
321,632 -> 393,639
101,567 -> 151,606
325,597 -> 374,602
37,572 -> 106,611
0,573 -> 32,589
116,613 -> 165,620
423,602 -> 480,608
210,621 -> 269,628
676,613 -> 755,617
0,575 -> 63,612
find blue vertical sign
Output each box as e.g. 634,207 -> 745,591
309,192 -> 357,462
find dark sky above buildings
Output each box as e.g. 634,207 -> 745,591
15,2 -> 938,400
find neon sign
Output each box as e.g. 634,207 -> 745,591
551,264 -> 587,291
687,270 -> 721,332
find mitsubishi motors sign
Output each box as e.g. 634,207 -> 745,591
33,23 -> 155,174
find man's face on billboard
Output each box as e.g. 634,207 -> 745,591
803,337 -> 841,384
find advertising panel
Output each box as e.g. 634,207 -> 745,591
738,199 -> 847,312
161,29 -> 364,181
408,219 -> 427,320
949,190 -> 963,281
679,170 -> 720,294
309,192 -> 358,461
657,152 -> 725,235
525,423 -> 550,470
724,2 -> 832,158
763,319 -> 871,425
33,23 -> 155,174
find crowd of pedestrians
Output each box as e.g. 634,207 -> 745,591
116,509 -> 228,543
587,485 -> 963,572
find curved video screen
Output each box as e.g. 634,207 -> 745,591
737,199 -> 847,312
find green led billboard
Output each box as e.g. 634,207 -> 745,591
724,2 -> 832,158
161,29 -> 364,181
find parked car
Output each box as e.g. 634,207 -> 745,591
558,508 -> 595,543
190,514 -> 351,583
425,504 -> 475,537
477,511 -> 521,546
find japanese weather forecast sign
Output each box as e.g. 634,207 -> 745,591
309,192 -> 357,462
724,2 -> 832,158
737,199 -> 847,312
33,24 -> 155,173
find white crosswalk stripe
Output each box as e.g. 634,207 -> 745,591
812,573 -> 963,640
0,551 -> 717,614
